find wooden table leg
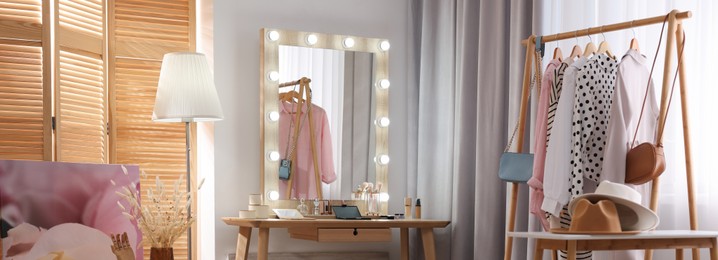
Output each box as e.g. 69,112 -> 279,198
401,228 -> 409,260
710,237 -> 718,260
257,228 -> 269,260
645,249 -> 654,260
235,227 -> 252,260
552,250 -> 558,260
420,228 -> 437,260
534,239 -> 543,260
675,248 -> 684,260
567,240 -> 577,260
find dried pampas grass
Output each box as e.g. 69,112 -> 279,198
114,166 -> 204,248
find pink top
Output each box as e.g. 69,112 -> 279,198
278,101 -> 337,199
528,59 -> 560,230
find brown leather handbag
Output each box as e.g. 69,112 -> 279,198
625,15 -> 685,185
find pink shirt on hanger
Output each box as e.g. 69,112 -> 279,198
278,101 -> 337,199
528,59 -> 560,231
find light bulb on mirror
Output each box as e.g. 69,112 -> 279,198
306,34 -> 318,45
380,192 -> 390,202
267,151 -> 280,161
267,71 -> 280,82
377,79 -> 390,89
379,40 -> 391,51
343,37 -> 355,48
375,154 -> 390,165
375,117 -> 390,127
267,111 -> 280,122
267,30 -> 280,41
267,190 -> 280,201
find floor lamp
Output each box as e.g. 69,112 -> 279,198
152,52 -> 224,259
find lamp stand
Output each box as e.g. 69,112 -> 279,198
185,121 -> 192,260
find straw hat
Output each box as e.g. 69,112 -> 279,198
568,180 -> 659,231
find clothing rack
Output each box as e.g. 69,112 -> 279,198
505,10 -> 696,260
278,77 -> 323,200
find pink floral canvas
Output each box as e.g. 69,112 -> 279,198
0,160 -> 142,260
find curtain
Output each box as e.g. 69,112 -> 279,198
541,1 -> 718,259
407,0 -> 535,259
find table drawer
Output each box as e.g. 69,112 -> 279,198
317,228 -> 391,242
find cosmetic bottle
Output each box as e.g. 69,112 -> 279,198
404,197 -> 412,219
415,199 -> 422,219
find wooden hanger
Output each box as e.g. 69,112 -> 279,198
553,46 -> 564,62
597,28 -> 616,59
568,32 -> 582,60
630,24 -> 640,51
279,90 -> 303,103
630,38 -> 640,51
583,32 -> 597,57
569,45 -> 582,60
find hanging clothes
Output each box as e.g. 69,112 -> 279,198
542,56 -> 587,216
602,49 -> 659,182
568,54 -> 618,199
591,49 -> 656,260
278,101 -> 337,199
528,59 -> 566,231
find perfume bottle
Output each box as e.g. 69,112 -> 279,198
296,198 -> 309,216
313,198 -> 320,215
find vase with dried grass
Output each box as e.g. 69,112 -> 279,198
114,166 -> 204,260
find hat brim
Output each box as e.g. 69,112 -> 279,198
568,194 -> 659,231
549,228 -> 642,235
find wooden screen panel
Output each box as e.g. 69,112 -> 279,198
56,49 -> 106,163
59,0 -> 102,38
112,57 -> 189,260
0,42 -> 45,160
0,0 -> 43,41
57,0 -> 103,54
111,0 -> 195,257
113,0 -> 191,60
55,0 -> 105,163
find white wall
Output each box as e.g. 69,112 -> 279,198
213,1 -> 411,259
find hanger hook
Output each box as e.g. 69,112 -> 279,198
574,31 -> 579,45
587,28 -> 592,43
631,20 -> 637,38
601,26 -> 606,41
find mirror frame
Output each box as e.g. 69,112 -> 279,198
259,28 -> 389,213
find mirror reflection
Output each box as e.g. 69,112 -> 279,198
276,46 -> 376,200
260,29 -> 389,214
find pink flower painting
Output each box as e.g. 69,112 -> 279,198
0,160 -> 142,260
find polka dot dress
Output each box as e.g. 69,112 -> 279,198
568,54 -> 617,199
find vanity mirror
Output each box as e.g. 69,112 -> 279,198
259,28 -> 389,214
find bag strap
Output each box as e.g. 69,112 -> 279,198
632,14 -> 686,148
505,48 -> 543,152
658,32 -> 686,145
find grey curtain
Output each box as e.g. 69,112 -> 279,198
407,0 -> 535,259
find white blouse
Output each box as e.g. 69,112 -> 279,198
601,49 -> 658,183
542,57 -> 587,216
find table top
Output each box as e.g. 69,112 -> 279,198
509,230 -> 718,240
222,217 -> 451,229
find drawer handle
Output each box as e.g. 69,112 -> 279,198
353,228 -> 358,236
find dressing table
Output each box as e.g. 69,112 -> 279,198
227,28 -> 449,259
222,217 -> 450,260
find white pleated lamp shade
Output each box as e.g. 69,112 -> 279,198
153,52 -> 224,122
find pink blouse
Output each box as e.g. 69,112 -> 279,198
528,59 -> 560,230
278,101 -> 337,199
